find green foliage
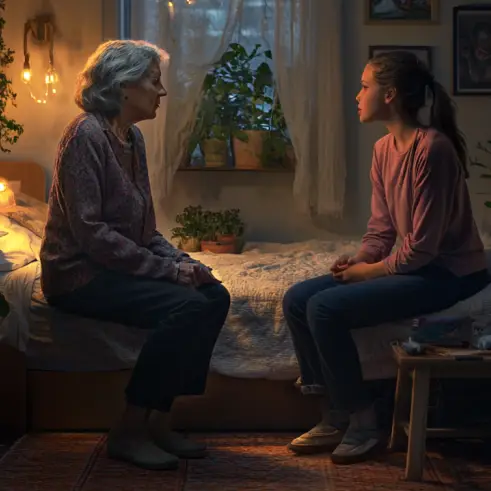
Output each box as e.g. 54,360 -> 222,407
171,205 -> 205,240
171,205 -> 245,242
218,208 -> 244,236
0,1 -> 23,152
189,42 -> 291,167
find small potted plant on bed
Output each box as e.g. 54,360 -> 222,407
217,208 -> 245,253
200,210 -> 237,254
170,205 -> 205,252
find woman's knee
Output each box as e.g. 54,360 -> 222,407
213,283 -> 231,307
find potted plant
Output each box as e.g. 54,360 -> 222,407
0,0 -> 23,153
188,51 -> 239,168
170,205 -> 205,252
200,210 -> 237,254
217,208 -> 245,252
261,95 -> 295,169
217,43 -> 293,170
208,43 -> 273,169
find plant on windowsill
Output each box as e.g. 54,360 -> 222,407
189,42 -> 293,171
188,68 -> 236,168
222,43 -> 274,169
170,205 -> 205,252
0,0 -> 23,152
261,94 -> 295,170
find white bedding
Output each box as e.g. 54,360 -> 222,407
2,221 -> 491,381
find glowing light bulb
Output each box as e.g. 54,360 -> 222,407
0,182 -> 7,192
21,68 -> 32,83
45,66 -> 58,86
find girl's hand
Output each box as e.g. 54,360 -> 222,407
330,255 -> 358,274
333,262 -> 372,283
333,261 -> 387,283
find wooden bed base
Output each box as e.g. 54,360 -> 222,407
0,343 -> 319,436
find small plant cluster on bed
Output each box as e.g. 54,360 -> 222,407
171,205 -> 245,254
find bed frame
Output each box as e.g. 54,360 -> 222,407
0,162 -> 319,439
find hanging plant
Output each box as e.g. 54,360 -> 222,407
0,0 -> 23,152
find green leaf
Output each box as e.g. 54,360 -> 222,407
485,201 -> 491,208
234,131 -> 249,142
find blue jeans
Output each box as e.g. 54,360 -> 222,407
283,265 -> 489,413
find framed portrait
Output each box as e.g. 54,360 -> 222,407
366,0 -> 439,24
453,5 -> 491,96
368,45 -> 432,72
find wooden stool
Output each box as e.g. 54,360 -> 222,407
389,343 -> 491,482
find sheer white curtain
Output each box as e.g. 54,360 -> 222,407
133,0 -> 346,217
263,0 -> 346,217
133,0 -> 244,206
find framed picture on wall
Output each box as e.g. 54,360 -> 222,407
453,5 -> 491,96
368,45 -> 432,72
366,0 -> 439,24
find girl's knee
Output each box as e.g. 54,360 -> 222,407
282,282 -> 306,315
306,291 -> 342,332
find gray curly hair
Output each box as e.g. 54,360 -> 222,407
74,40 -> 166,117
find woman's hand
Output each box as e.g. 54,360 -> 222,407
177,262 -> 221,287
196,265 -> 221,285
176,262 -> 201,287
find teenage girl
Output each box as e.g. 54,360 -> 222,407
283,51 -> 489,464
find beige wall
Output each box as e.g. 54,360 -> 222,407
3,0 -> 491,241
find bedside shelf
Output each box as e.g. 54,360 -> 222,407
177,167 -> 294,173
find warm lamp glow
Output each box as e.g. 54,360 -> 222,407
0,179 -> 16,211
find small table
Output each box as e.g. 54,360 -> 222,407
389,343 -> 491,482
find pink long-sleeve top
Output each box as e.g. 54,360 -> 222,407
359,128 -> 487,277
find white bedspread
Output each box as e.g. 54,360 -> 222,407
190,240 -> 413,380
2,232 -> 491,381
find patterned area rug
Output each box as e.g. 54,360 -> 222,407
0,433 -> 489,490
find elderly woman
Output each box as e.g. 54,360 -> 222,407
40,40 -> 230,470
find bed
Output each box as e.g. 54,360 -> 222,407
2,161 -> 491,437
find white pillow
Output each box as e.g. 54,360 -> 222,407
0,215 -> 39,271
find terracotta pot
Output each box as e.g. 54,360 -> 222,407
179,237 -> 201,252
233,130 -> 268,169
216,234 -> 235,244
201,240 -> 236,254
201,138 -> 227,167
